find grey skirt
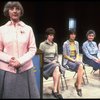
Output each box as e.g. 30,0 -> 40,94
0,67 -> 40,99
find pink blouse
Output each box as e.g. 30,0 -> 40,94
0,21 -> 37,73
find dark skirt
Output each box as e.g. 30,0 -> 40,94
43,58 -> 65,80
83,55 -> 100,70
43,62 -> 60,80
0,67 -> 40,99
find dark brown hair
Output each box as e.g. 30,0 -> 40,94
68,29 -> 76,35
45,27 -> 56,38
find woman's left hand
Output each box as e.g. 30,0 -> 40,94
9,57 -> 21,68
52,60 -> 57,63
75,59 -> 83,64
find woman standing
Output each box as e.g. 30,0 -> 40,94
39,27 -> 63,99
0,1 -> 40,99
63,29 -> 84,97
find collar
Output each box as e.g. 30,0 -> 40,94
5,20 -> 25,27
45,40 -> 54,45
67,40 -> 76,44
87,40 -> 93,44
69,39 -> 75,42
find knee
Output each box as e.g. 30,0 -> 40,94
78,64 -> 84,71
54,66 -> 61,76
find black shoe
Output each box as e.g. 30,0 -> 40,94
52,90 -> 59,99
52,90 -> 63,99
77,89 -> 82,97
74,83 -> 82,97
57,93 -> 63,99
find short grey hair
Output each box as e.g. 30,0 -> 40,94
86,30 -> 96,37
3,1 -> 24,17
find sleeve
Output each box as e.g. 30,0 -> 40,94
17,27 -> 37,65
82,43 -> 97,60
98,43 -> 100,50
97,43 -> 100,59
77,42 -> 79,54
39,42 -> 52,63
0,28 -> 12,63
63,42 -> 75,62
76,42 -> 80,60
53,43 -> 58,61
39,42 -> 44,52
63,42 -> 67,55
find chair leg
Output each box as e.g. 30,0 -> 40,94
63,74 -> 68,90
90,69 -> 95,74
73,72 -> 77,78
83,65 -> 89,84
99,69 -> 100,77
60,74 -> 64,91
82,76 -> 85,85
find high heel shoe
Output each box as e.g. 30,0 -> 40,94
57,93 -> 63,99
77,89 -> 82,97
52,90 -> 63,99
74,83 -> 82,97
52,90 -> 58,98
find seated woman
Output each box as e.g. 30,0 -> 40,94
39,28 -> 63,99
82,30 -> 100,71
63,29 -> 84,97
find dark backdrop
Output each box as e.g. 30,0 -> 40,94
0,1 -> 100,53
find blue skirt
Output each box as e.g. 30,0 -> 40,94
83,55 -> 100,70
67,61 -> 79,72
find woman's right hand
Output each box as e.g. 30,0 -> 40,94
9,57 -> 21,68
9,57 -> 16,66
52,60 -> 57,63
94,59 -> 100,63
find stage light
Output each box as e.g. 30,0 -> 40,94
68,18 -> 76,31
